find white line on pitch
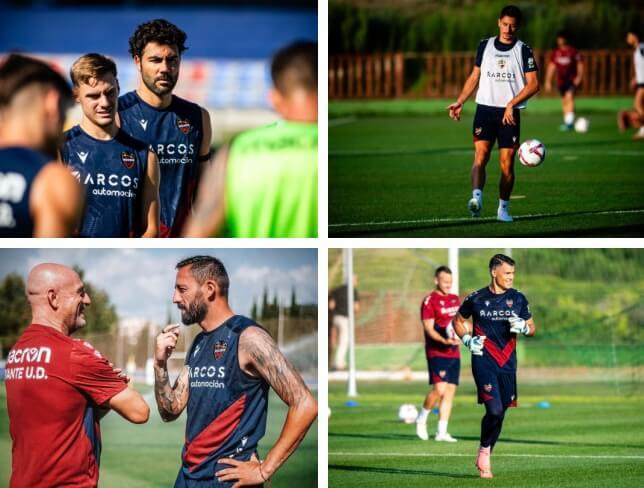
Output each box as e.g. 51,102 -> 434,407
329,117 -> 357,128
329,451 -> 644,460
330,148 -> 644,157
329,208 -> 644,229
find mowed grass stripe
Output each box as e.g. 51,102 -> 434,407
329,109 -> 644,236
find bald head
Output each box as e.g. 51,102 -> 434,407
27,263 -> 78,297
27,263 -> 91,335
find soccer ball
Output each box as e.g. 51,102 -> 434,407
398,404 -> 418,424
518,139 -> 546,167
574,117 -> 589,133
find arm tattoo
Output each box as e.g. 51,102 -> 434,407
154,364 -> 188,422
243,328 -> 310,408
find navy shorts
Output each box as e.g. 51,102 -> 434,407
473,104 -> 520,149
174,468 -> 264,488
471,364 -> 517,409
558,80 -> 577,96
427,356 -> 460,385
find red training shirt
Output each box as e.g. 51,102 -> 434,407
420,291 -> 461,359
549,46 -> 581,85
5,324 -> 128,488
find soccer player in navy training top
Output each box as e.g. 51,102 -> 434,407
448,5 -> 540,222
0,54 -> 82,237
154,256 -> 317,487
416,266 -> 461,442
453,254 -> 536,478
62,54 -> 160,237
119,19 -> 213,237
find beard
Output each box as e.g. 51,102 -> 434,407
179,294 -> 208,325
142,71 -> 177,97
68,304 -> 86,335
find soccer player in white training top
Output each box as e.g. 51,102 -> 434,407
448,5 -> 539,222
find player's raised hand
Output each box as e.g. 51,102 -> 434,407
216,453 -> 266,487
155,324 -> 180,363
462,334 -> 486,356
509,312 -> 529,335
447,101 -> 463,121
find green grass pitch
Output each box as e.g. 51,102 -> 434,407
0,384 -> 317,487
328,380 -> 644,487
329,98 -> 644,237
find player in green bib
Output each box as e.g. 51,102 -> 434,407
183,41 -> 317,238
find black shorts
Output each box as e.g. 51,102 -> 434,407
427,356 -> 460,385
472,364 -> 518,409
637,83 -> 644,89
558,80 -> 577,96
473,104 -> 520,149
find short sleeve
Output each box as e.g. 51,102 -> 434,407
69,342 -> 128,406
420,295 -> 435,320
522,44 -> 538,72
475,39 -> 487,67
458,294 -> 474,319
519,293 -> 532,320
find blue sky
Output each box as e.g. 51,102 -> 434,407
0,248 -> 317,325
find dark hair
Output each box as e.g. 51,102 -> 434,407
176,255 -> 229,297
556,30 -> 568,40
435,265 -> 452,278
128,19 -> 188,58
0,53 -> 71,108
499,5 -> 522,25
489,254 -> 516,271
271,40 -> 317,94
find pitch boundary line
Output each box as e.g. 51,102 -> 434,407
329,208 -> 644,229
329,451 -> 644,460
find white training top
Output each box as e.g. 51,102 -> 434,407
635,43 -> 644,84
475,36 -> 538,109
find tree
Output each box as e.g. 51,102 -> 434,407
290,287 -> 298,317
261,286 -> 269,320
251,299 -> 258,320
0,273 -> 30,357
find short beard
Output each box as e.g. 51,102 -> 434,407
180,296 -> 208,325
142,72 -> 177,97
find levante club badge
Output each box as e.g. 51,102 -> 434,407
214,341 -> 228,360
121,151 -> 135,169
177,118 -> 192,134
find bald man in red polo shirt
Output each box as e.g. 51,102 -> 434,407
5,263 -> 150,488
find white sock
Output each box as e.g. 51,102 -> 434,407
417,407 -> 430,423
437,420 -> 448,435
473,189 -> 483,202
499,199 -> 510,211
564,112 -> 575,125
638,126 -> 644,135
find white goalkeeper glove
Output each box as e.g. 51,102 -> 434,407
462,334 -> 486,356
509,312 -> 530,335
